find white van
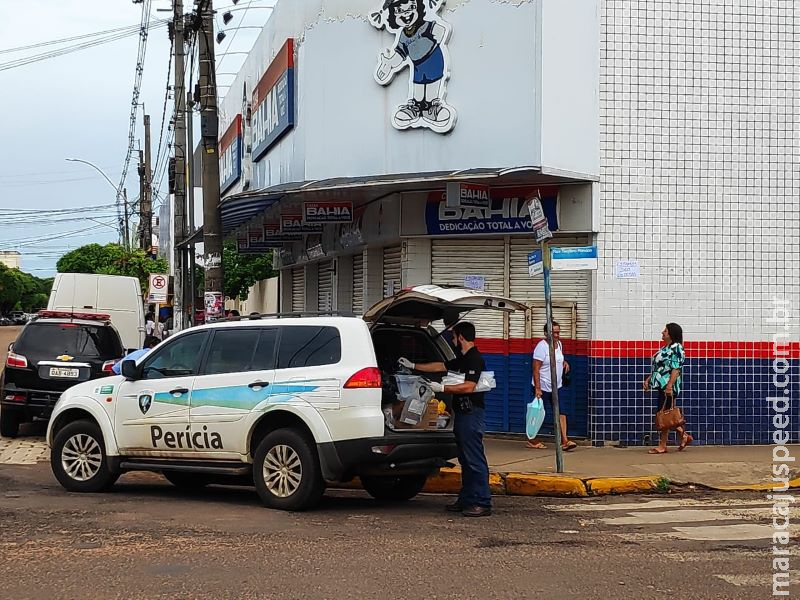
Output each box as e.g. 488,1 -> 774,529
48,273 -> 145,351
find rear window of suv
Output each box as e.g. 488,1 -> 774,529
15,322 -> 123,360
277,326 -> 341,368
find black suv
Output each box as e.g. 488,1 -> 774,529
1,311 -> 124,437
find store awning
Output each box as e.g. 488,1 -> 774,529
219,166 -> 575,236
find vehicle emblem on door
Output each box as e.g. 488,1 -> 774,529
57,355 -> 74,362
138,394 -> 153,415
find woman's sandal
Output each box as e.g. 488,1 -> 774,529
562,441 -> 578,451
648,448 -> 668,454
678,433 -> 694,451
526,441 -> 547,449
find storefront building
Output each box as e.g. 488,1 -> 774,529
216,0 -> 799,444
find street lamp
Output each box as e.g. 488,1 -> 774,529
65,158 -> 131,249
216,26 -> 263,44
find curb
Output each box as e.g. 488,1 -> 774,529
335,470 -> 668,498
680,477 -> 800,493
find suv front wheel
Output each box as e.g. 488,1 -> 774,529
253,429 -> 325,511
51,420 -> 119,493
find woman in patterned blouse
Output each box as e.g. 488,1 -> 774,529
643,323 -> 693,454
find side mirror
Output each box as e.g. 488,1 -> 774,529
121,360 -> 140,381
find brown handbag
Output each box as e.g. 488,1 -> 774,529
655,393 -> 686,431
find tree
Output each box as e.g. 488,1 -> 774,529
56,243 -> 169,293
193,240 -> 277,301
0,264 -> 52,314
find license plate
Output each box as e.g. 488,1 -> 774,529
49,367 -> 79,378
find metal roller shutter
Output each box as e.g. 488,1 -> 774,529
352,252 -> 364,315
509,235 -> 592,340
431,239 -> 506,339
383,246 -> 401,297
291,267 -> 304,313
318,260 -> 333,313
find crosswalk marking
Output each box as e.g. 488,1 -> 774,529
715,574 -> 800,587
668,523 -> 782,541
546,498 -> 776,512
598,507 -> 771,526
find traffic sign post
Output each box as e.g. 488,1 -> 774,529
148,273 -> 169,304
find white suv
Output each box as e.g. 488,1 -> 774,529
47,286 -> 525,511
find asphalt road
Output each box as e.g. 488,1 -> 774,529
0,459 -> 793,600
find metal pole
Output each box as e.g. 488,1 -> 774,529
123,189 -> 130,250
542,241 -> 564,473
187,90 -> 197,325
172,0 -> 187,331
138,150 -> 146,250
198,0 -> 224,313
144,114 -> 153,253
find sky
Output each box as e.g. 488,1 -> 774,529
0,0 -> 272,277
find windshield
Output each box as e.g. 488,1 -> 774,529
15,322 -> 123,360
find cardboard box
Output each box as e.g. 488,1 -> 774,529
394,399 -> 439,430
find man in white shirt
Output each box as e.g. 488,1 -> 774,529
527,321 -> 576,451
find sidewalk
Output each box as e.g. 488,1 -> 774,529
484,437 -> 800,489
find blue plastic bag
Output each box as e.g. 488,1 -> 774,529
526,398 -> 546,439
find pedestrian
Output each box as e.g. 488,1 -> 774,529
229,309 -> 240,319
398,322 -> 492,517
112,336 -> 160,375
526,321 -> 577,451
643,323 -> 692,454
145,312 -> 156,337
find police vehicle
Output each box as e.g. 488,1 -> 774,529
46,286 -> 525,511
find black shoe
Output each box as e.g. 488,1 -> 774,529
462,506 -> 492,517
445,501 -> 464,512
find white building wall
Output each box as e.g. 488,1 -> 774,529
595,0 -> 800,342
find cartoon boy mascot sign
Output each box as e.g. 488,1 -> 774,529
371,0 -> 456,134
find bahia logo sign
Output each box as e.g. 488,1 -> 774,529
219,114 -> 242,194
252,38 -> 295,161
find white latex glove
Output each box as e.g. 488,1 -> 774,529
429,381 -> 445,393
398,357 -> 415,370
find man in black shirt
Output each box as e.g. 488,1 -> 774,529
398,322 -> 492,517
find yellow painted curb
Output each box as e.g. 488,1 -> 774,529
713,477 -> 800,492
422,468 -> 505,495
505,473 -> 588,497
585,476 -> 663,495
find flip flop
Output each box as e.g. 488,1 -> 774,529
678,433 -> 693,451
648,448 -> 668,454
526,441 -> 546,449
561,441 -> 577,451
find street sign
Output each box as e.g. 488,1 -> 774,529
527,196 -> 552,242
147,273 -> 169,303
551,246 -> 598,271
528,250 -> 543,276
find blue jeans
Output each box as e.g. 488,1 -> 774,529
453,406 -> 491,509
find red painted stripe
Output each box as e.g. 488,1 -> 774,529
219,114 -> 242,150
253,38 -> 294,109
475,338 -> 800,359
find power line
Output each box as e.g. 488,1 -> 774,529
0,20 -> 166,55
115,0 -> 154,243
0,20 -> 169,72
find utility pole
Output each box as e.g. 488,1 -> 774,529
187,90 -> 197,324
197,0 -> 224,318
137,150 -> 146,250
143,113 -> 153,254
172,0 -> 187,331
122,188 -> 130,250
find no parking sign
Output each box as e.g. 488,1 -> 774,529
147,273 -> 169,303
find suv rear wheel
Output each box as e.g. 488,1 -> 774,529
0,409 -> 20,438
360,474 -> 428,502
51,420 -> 119,493
253,429 -> 324,511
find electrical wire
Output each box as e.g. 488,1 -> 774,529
152,36 -> 175,186
115,0 -> 154,242
0,20 -> 169,72
0,20 -> 166,55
